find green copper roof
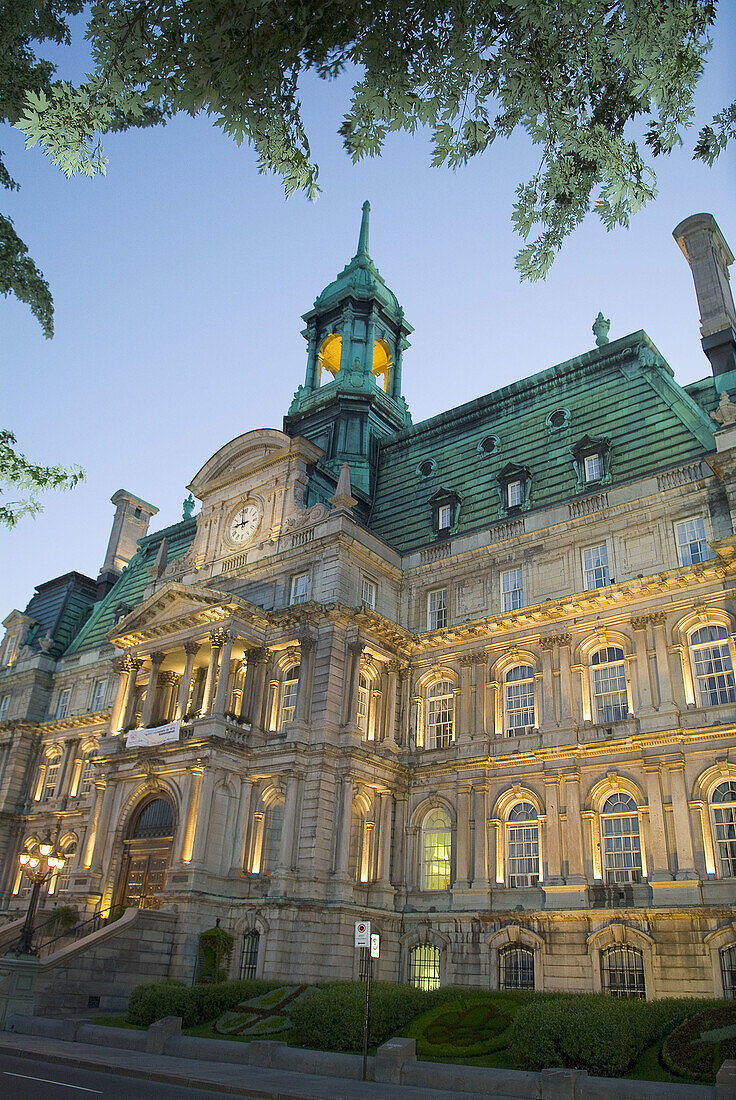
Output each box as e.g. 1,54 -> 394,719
314,202 -> 401,316
367,332 -> 717,553
65,517 -> 196,655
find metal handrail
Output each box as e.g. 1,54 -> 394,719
33,904 -> 120,957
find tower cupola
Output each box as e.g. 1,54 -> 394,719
284,202 -> 412,498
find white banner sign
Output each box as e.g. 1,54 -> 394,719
355,920 -> 371,947
126,719 -> 181,749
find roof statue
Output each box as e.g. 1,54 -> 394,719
592,312 -> 611,347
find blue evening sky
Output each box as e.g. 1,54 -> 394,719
1,8 -> 735,617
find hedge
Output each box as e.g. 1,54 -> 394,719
404,998 -> 514,1058
127,979 -> 284,1028
512,995 -> 713,1077
662,1004 -> 736,1081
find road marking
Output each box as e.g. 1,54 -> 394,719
3,1070 -> 103,1093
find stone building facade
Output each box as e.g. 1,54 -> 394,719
2,208 -> 736,1000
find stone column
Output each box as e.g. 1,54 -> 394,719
181,765 -> 204,864
540,638 -> 556,730
669,761 -> 697,878
543,775 -> 562,884
384,662 -> 400,745
82,779 -> 104,868
473,785 -> 489,888
238,653 -> 254,720
557,634 -> 574,724
335,775 -> 354,879
305,320 -> 319,390
405,824 -> 419,891
110,657 -> 129,733
398,666 -> 411,747
563,770 -> 586,883
140,652 -> 164,728
643,764 -> 671,880
344,640 -> 364,727
294,633 -> 315,724
458,657 -> 474,744
176,642 -> 200,719
455,785 -> 472,888
119,656 -> 143,732
159,671 -> 179,723
473,654 -> 487,739
277,772 -> 301,872
211,631 -> 234,716
201,631 -> 224,716
392,794 -> 407,892
651,614 -> 677,711
631,617 -> 655,714
190,767 -> 217,866
232,776 -> 255,871
88,778 -> 115,875
249,648 -> 270,729
377,791 -> 394,886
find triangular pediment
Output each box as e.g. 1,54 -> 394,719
107,582 -> 263,647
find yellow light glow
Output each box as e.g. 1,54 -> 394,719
372,339 -> 393,392
318,334 -> 342,381
28,858 -> 39,869
39,843 -> 52,857
19,853 -> 29,866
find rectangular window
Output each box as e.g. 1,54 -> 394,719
501,567 -> 523,612
1,634 -> 18,667
675,517 -> 710,566
290,573 -> 310,604
56,688 -> 71,720
507,825 -> 539,887
90,679 -> 107,711
0,694 -> 9,721
582,543 -> 610,589
44,759 -> 60,800
427,588 -> 447,630
438,503 -> 452,530
507,480 -> 523,508
361,577 -> 377,609
584,453 -> 601,481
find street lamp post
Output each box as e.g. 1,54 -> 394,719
16,842 -> 66,955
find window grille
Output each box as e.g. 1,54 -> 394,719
601,793 -> 642,883
409,944 -> 441,990
601,945 -> 645,998
499,945 -> 535,990
720,945 -> 736,999
130,797 -> 174,839
240,930 -> 260,979
690,626 -> 736,706
506,802 -> 539,886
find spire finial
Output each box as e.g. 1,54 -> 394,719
356,200 -> 370,257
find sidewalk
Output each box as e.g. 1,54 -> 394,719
0,1032 -> 517,1100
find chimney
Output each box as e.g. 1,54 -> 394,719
673,213 -> 736,376
97,490 -> 159,598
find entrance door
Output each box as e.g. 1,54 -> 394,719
120,844 -> 171,909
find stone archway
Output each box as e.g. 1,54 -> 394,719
117,794 -> 175,909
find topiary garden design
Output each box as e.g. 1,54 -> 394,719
662,1004 -> 736,1080
215,984 -> 318,1038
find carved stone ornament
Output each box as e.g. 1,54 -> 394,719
712,391 -> 736,427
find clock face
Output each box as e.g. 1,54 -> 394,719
228,502 -> 260,546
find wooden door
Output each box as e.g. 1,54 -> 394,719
120,844 -> 171,909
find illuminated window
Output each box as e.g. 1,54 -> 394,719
582,544 -> 610,589
601,945 -> 645,998
427,589 -> 447,630
0,694 -> 9,721
499,945 -> 534,990
504,665 -> 535,735
501,567 -> 523,612
361,577 -> 377,609
318,333 -> 342,382
409,944 -> 441,990
506,802 -> 539,886
689,625 -> 736,706
279,665 -> 299,729
372,338 -> 393,392
357,674 -> 370,736
90,679 -> 107,711
720,945 -> 736,999
290,574 -> 310,604
675,517 -> 710,566
80,752 -> 97,797
422,809 -> 451,890
43,757 -> 61,801
711,782 -> 736,878
426,681 -> 454,748
1,633 -> 19,667
590,646 -> 627,722
600,793 -> 642,884
56,688 -> 71,720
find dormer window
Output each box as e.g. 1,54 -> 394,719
429,489 -> 460,537
573,435 -> 610,490
498,464 -> 531,514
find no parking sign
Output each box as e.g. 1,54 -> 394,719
354,920 -> 370,947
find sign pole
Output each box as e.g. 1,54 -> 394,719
362,952 -> 371,1081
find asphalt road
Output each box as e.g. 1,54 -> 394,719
0,1051 -> 251,1099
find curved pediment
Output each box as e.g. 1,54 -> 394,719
188,430 -> 323,499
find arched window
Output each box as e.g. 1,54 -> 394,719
240,929 -> 260,979
504,665 -> 535,736
426,680 -> 454,748
372,338 -> 393,393
600,793 -> 642,884
278,665 -> 299,729
710,781 -> 736,878
129,797 -> 175,839
422,809 -> 452,890
409,944 -> 441,990
506,802 -> 540,887
318,333 -> 341,383
357,674 -> 370,736
600,944 -> 645,998
499,945 -> 534,990
690,626 -> 736,707
590,647 -> 628,722
720,945 -> 736,999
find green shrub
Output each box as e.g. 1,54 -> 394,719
197,926 -> 234,984
512,995 -> 711,1077
127,978 -> 283,1028
662,1005 -> 736,1082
